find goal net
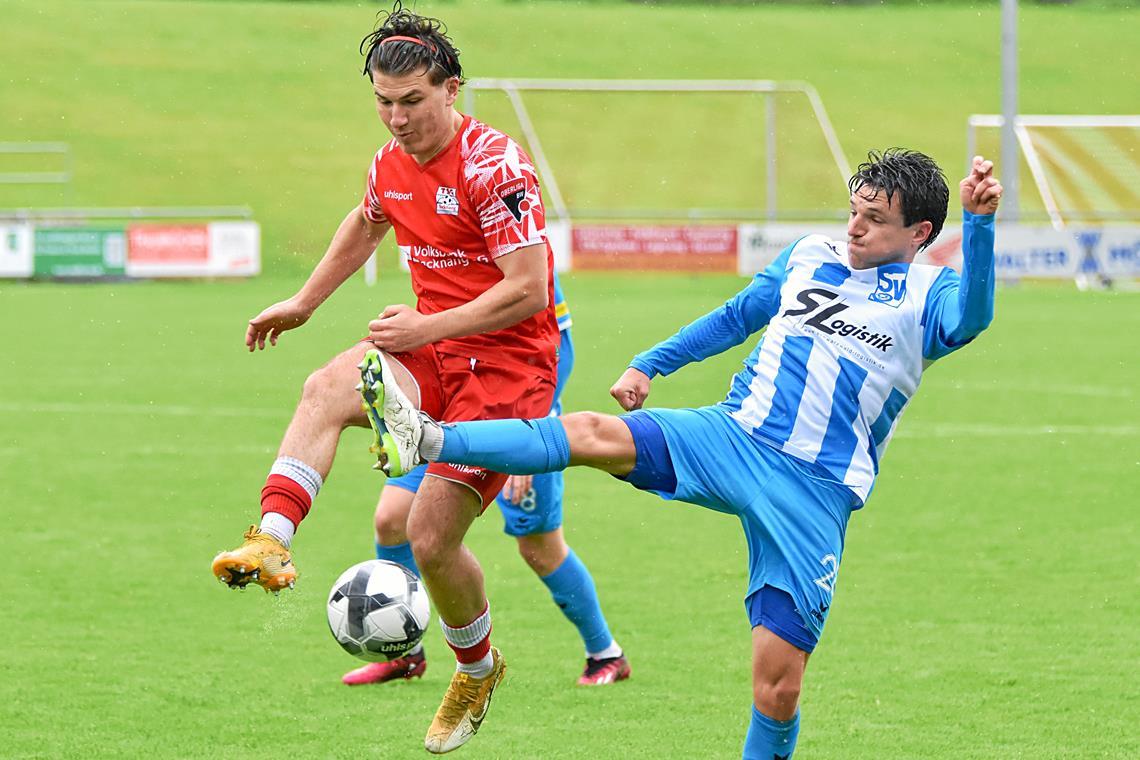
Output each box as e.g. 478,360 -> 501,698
967,115 -> 1140,227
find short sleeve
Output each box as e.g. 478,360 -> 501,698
361,151 -> 389,225
464,136 -> 546,257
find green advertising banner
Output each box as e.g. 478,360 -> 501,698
33,226 -> 127,278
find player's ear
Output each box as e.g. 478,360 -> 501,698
912,220 -> 933,249
444,77 -> 460,106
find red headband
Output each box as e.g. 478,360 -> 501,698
381,35 -> 437,53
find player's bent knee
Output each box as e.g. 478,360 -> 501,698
374,504 -> 410,544
300,365 -> 333,403
300,361 -> 358,422
405,518 -> 462,574
562,412 -> 635,471
515,533 -> 567,577
753,677 -> 802,720
406,527 -> 444,572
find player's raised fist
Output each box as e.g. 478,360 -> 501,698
960,155 -> 1002,216
610,367 -> 651,411
245,297 -> 313,351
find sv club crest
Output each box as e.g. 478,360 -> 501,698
869,268 -> 908,308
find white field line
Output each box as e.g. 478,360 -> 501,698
941,382 -> 1135,399
0,401 -> 286,418
0,445 -> 276,456
895,423 -> 1138,439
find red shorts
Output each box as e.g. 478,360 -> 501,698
383,343 -> 556,510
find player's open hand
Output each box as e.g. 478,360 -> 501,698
961,155 -> 1002,216
610,367 -> 651,411
502,475 -> 534,505
245,297 -> 313,351
368,304 -> 436,353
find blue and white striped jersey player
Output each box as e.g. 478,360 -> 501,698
344,274 -> 631,688
367,150 -> 1002,758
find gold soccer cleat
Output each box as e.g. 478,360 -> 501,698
424,648 -> 507,754
211,525 -> 297,593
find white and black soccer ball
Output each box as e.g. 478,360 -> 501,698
326,560 -> 430,662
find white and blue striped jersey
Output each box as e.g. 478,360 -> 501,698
630,211 -> 995,505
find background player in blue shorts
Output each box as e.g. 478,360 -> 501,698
343,276 -> 630,687
367,151 -> 1002,758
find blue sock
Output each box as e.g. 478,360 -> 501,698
540,549 -> 614,655
439,417 -> 571,475
743,706 -> 799,760
375,540 -> 419,578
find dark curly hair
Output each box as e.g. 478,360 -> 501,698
848,148 -> 949,251
360,3 -> 464,86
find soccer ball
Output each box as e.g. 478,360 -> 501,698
326,560 -> 430,661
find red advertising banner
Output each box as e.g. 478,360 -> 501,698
572,225 -> 737,271
127,225 -> 209,264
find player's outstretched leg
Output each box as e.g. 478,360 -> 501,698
211,525 -> 296,593
213,343 -> 376,594
359,349 -> 424,477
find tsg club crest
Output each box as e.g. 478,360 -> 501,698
869,269 -> 908,308
435,186 -> 459,216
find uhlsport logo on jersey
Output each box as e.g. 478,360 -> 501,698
384,189 -> 413,202
494,178 -> 531,223
869,268 -> 908,307
436,186 -> 459,216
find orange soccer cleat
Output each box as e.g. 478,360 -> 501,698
211,525 -> 297,593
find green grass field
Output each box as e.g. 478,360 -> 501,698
1,273 -> 1137,758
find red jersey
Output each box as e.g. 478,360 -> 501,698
363,115 -> 558,383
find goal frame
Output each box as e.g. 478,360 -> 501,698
967,114 -> 1140,230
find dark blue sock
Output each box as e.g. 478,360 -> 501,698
438,417 -> 571,475
540,549 -> 614,655
375,540 -> 419,578
743,706 -> 799,759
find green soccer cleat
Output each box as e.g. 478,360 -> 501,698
358,349 -> 424,478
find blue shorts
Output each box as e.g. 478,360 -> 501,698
385,465 -> 566,537
618,406 -> 855,650
387,329 -> 573,537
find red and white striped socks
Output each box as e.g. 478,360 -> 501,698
258,456 -> 323,547
441,605 -> 493,678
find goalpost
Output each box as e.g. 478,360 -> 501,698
963,114 -> 1140,286
967,114 -> 1140,228
364,78 -> 851,283
463,78 -> 851,221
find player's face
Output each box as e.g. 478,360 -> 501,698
847,186 -> 932,269
371,68 -> 460,163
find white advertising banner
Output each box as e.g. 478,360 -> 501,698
740,222 -> 1140,280
546,219 -> 571,273
208,221 -> 260,276
0,223 -> 33,278
923,224 -> 1140,279
125,221 -> 260,278
736,223 -> 848,275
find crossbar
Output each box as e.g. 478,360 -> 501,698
463,78 -> 851,221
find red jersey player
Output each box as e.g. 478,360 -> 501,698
212,7 -> 557,754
